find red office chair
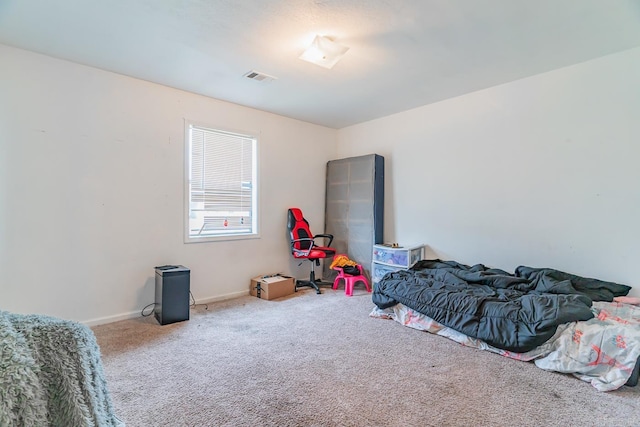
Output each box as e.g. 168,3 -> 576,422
287,208 -> 336,294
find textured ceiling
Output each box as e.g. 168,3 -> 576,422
1,0 -> 639,128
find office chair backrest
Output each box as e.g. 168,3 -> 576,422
288,208 -> 313,251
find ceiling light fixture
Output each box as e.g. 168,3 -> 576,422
299,35 -> 349,69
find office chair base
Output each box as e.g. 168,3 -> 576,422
295,279 -> 332,294
295,264 -> 332,294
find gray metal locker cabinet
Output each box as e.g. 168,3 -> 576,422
323,154 -> 384,280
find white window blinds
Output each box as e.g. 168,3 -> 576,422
186,124 -> 257,240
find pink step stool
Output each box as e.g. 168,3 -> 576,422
332,265 -> 371,296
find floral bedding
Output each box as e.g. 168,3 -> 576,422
371,300 -> 640,391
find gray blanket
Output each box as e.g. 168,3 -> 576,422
0,310 -> 124,426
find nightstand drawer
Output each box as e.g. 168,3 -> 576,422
372,244 -> 424,268
371,262 -> 405,285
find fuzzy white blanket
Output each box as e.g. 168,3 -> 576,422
0,311 -> 124,426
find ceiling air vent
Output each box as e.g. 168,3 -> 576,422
243,70 -> 277,83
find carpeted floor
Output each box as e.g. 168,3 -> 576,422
92,288 -> 640,427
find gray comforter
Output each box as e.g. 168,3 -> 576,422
372,260 -> 631,352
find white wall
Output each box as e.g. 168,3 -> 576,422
0,44 -> 338,324
338,47 -> 640,296
3,43 -> 638,325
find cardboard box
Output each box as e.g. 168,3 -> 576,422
250,275 -> 296,300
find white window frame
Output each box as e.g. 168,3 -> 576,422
184,120 -> 259,243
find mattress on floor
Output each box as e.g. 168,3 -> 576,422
371,300 -> 640,392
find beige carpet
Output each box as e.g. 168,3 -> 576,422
93,288 -> 640,427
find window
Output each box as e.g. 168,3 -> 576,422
185,122 -> 258,242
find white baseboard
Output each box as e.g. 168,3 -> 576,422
83,290 -> 250,327
84,310 -> 142,327
194,290 -> 249,305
